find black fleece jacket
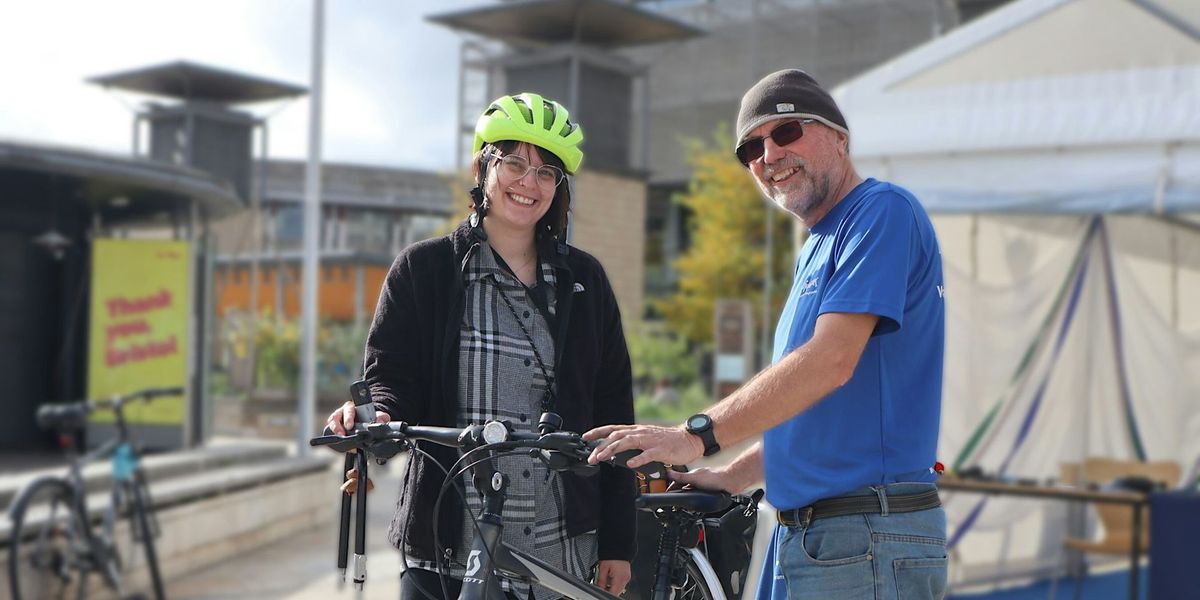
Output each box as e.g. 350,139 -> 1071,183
364,218 -> 637,562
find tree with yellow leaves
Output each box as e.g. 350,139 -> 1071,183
656,125 -> 796,354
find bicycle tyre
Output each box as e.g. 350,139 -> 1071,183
129,471 -> 166,600
676,553 -> 718,600
7,478 -> 90,600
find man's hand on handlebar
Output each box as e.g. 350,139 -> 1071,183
326,400 -> 391,436
583,423 -> 704,469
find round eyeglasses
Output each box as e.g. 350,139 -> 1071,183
488,153 -> 565,188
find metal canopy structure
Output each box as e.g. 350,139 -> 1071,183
428,0 -> 703,48
89,60 -> 307,104
0,140 -> 242,222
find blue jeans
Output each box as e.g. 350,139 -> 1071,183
756,483 -> 947,600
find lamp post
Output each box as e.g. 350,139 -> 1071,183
299,0 -> 325,456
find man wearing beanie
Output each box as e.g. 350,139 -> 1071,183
588,69 -> 947,599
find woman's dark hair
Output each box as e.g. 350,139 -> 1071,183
470,140 -> 571,243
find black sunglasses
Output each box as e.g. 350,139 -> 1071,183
735,119 -> 816,166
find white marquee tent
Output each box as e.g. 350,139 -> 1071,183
832,0 -> 1200,589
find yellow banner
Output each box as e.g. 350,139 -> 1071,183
87,239 -> 190,425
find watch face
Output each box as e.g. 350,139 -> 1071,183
687,414 -> 708,430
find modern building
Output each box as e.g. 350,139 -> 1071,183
210,160 -> 454,323
433,0 -> 1014,314
0,138 -> 242,450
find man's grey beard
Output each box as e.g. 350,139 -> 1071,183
762,161 -> 832,220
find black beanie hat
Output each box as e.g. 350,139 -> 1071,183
735,69 -> 848,149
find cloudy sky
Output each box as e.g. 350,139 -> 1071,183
0,0 -> 490,172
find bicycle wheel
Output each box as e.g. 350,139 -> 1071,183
676,553 -> 718,600
7,478 -> 91,600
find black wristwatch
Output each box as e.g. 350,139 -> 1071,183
685,413 -> 721,457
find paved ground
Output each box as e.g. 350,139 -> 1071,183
169,455 -> 407,600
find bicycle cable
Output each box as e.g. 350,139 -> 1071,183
432,445 -> 555,598
398,439 -> 549,600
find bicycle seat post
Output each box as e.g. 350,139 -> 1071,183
653,512 -> 683,600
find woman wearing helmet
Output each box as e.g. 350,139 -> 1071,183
327,93 -> 636,599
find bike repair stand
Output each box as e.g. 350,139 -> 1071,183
337,381 -> 376,591
335,447 -> 372,593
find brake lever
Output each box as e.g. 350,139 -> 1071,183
531,433 -> 602,476
312,426 -> 367,454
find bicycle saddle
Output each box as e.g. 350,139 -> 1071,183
36,402 -> 91,432
636,490 -> 733,514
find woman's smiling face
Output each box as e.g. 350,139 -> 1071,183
482,142 -> 558,235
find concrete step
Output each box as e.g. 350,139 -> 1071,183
0,440 -> 289,513
0,453 -> 332,544
0,449 -> 341,600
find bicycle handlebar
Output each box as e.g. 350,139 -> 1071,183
98,386 -> 186,410
35,387 -> 187,433
310,419 -> 679,480
312,408 -> 755,592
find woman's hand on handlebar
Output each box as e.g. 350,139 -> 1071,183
326,400 -> 391,435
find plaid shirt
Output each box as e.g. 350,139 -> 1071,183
405,241 -> 598,600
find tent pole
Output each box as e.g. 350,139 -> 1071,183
969,215 -> 979,281
1170,225 -> 1179,330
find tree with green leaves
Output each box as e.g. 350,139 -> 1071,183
657,125 -> 797,354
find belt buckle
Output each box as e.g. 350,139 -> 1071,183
780,506 -> 814,528
797,506 -> 814,528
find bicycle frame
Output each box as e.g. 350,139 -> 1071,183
15,387 -> 173,600
456,485 -> 728,600
450,449 -> 621,600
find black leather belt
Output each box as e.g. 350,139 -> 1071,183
777,489 -> 941,528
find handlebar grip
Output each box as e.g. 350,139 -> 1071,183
610,449 -> 672,479
143,386 -> 185,399
311,426 -> 365,453
311,435 -> 346,447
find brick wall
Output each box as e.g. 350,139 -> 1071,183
569,171 -> 646,323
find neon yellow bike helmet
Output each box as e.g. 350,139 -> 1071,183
473,93 -> 584,174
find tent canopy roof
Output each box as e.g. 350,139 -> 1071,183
831,0 -> 1200,213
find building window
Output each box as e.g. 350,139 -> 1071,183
274,205 -> 303,251
342,209 -> 391,254
407,214 -> 444,246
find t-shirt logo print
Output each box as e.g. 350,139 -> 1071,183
799,277 -> 820,297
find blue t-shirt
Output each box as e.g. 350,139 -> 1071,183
763,178 -> 944,511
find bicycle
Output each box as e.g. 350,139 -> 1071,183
6,386 -> 182,600
311,406 -> 762,600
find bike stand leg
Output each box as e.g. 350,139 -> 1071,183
352,452 -> 369,590
337,453 -> 355,586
